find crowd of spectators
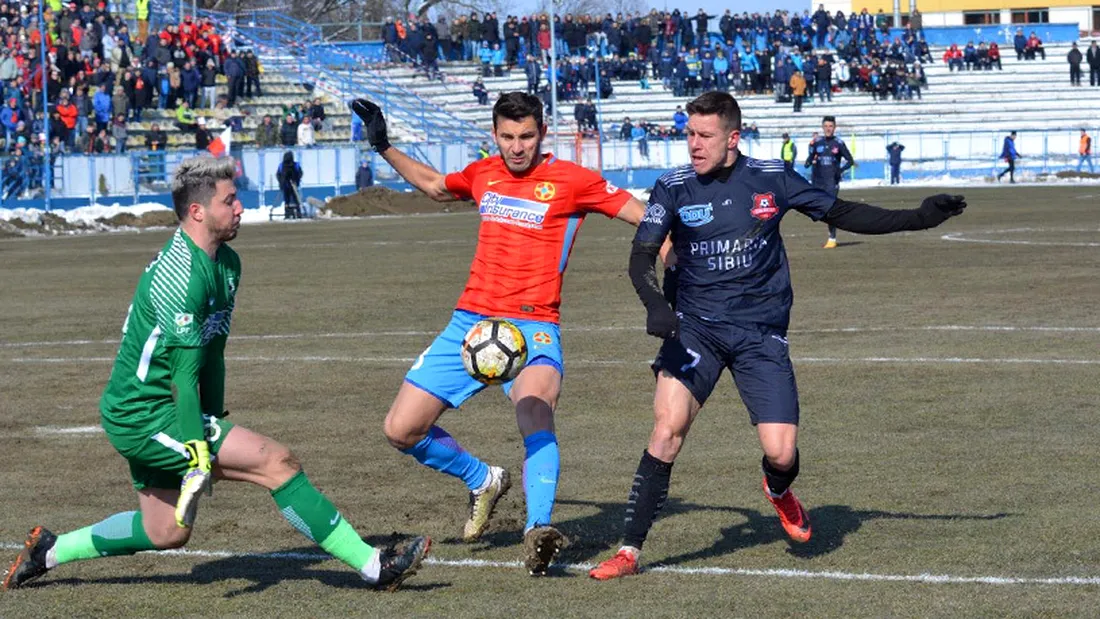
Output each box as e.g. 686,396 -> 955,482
386,5 -> 946,114
0,1 -> 332,199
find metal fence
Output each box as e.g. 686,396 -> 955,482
5,127 -> 1096,209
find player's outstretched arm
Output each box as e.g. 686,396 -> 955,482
821,194 -> 967,234
350,99 -> 455,202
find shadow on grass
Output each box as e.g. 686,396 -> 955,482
657,505 -> 1013,566
465,497 -> 748,564
463,498 -> 1012,568
38,533 -> 448,598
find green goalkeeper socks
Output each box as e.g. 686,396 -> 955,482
48,511 -> 157,568
272,470 -> 378,575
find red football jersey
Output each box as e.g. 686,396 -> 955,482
444,154 -> 631,323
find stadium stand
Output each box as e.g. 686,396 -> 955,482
366,40 -> 1099,138
5,1 -> 1099,199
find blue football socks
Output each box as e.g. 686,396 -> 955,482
522,430 -> 560,531
402,425 -> 489,492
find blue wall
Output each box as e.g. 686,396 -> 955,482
900,23 -> 1081,46
306,24 -> 1080,67
310,42 -> 388,66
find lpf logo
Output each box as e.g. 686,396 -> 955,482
750,192 -> 779,221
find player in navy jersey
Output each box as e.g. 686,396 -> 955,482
590,92 -> 967,580
806,115 -> 855,248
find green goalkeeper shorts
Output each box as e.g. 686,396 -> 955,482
107,414 -> 235,491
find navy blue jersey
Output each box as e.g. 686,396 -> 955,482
805,135 -> 854,188
635,155 -> 836,330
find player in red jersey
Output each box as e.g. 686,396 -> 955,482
352,93 -> 669,575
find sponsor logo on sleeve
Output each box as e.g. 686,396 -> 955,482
605,181 -> 619,194
642,202 -> 666,225
174,312 -> 195,335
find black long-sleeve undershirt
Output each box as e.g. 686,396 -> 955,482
821,198 -> 950,234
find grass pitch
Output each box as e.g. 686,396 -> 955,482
1,185 -> 1099,617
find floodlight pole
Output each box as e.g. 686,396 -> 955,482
590,46 -> 603,174
39,0 -> 51,210
548,1 -> 559,157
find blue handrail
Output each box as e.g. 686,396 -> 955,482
196,9 -> 487,143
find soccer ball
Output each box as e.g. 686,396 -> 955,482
461,318 -> 528,384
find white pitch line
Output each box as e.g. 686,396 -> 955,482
33,425 -> 103,435
11,355 -> 1100,366
942,227 -> 1100,247
0,542 -> 1095,586
5,324 -> 1100,349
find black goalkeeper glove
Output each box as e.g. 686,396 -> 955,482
350,98 -> 391,153
918,194 -> 967,227
662,266 -> 679,311
645,302 -> 679,340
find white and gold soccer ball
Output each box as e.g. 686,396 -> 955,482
461,318 -> 528,384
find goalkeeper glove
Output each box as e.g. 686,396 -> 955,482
350,98 -> 391,153
918,194 -> 967,227
175,440 -> 212,529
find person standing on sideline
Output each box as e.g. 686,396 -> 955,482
1078,129 -> 1094,173
781,132 -> 797,171
356,158 -> 375,190
805,115 -> 855,248
998,131 -> 1019,183
887,141 -> 905,184
1068,43 -> 1083,86
276,151 -> 303,219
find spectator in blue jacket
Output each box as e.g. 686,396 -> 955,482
478,42 -> 492,76
1013,28 -> 1027,61
887,141 -> 905,184
92,85 -> 113,132
223,51 -> 246,107
671,104 -> 688,137
490,42 -> 505,76
713,50 -> 729,91
998,131 -> 1019,183
181,62 -> 201,109
963,42 -> 978,70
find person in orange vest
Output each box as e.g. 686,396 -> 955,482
1078,128 -> 1094,173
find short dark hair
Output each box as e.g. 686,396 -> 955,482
822,115 -> 836,123
171,156 -> 236,220
685,91 -> 741,131
492,91 -> 543,128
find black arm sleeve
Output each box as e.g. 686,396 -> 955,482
821,198 -> 939,235
629,241 -> 668,310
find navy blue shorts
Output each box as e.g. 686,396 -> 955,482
652,314 -> 800,425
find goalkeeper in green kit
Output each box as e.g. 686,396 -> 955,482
2,156 -> 428,592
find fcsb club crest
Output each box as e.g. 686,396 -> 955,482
750,192 -> 779,221
532,331 -> 553,345
534,182 -> 556,201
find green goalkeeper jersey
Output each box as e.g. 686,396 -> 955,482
100,228 -> 241,441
